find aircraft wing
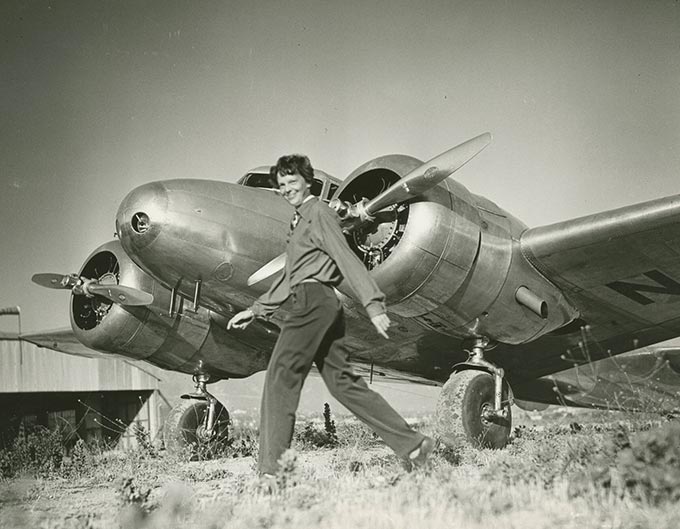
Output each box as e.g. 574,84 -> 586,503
20,328 -> 167,382
511,347 -> 680,413
516,194 -> 680,378
349,362 -> 442,386
21,328 -> 113,359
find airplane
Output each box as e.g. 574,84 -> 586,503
24,132 -> 680,452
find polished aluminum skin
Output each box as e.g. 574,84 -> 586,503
68,240 -> 273,379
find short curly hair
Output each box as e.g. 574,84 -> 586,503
271,154 -> 315,185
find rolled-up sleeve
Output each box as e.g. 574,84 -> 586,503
313,207 -> 386,318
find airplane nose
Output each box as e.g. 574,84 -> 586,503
116,181 -> 168,252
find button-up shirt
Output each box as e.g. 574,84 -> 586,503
250,196 -> 386,319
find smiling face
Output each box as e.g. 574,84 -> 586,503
277,172 -> 312,208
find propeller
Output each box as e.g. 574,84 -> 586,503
246,132 -> 492,286
352,132 -> 491,220
32,273 -> 154,306
246,253 -> 286,287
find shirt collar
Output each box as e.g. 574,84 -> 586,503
296,195 -> 317,218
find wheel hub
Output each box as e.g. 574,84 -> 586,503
196,424 -> 215,442
480,402 -> 494,426
481,401 -> 510,424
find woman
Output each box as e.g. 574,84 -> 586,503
228,154 -> 434,477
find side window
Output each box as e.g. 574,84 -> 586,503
311,178 -> 323,197
327,183 -> 339,200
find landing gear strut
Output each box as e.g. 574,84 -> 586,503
434,338 -> 512,449
163,374 -> 230,457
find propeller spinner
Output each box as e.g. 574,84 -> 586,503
32,273 -> 154,306
246,132 -> 492,286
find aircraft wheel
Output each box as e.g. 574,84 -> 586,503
163,399 -> 230,459
434,370 -> 511,449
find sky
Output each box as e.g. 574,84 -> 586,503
1,1 -> 679,411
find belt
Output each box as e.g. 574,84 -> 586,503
292,279 -> 323,290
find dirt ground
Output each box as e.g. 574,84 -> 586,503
0,448 -> 341,528
3,409 -> 678,529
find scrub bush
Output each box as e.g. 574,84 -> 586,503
296,422 -> 337,448
0,423 -> 64,478
60,438 -> 97,479
323,402 -> 338,443
612,421 -> 680,503
226,424 -> 259,458
571,421 -> 680,504
117,476 -> 151,508
116,476 -> 153,528
490,422 -> 610,488
295,403 -> 339,448
133,424 -> 157,458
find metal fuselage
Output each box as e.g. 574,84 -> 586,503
72,156 -> 578,382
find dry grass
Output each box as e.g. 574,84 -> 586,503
1,410 -> 680,529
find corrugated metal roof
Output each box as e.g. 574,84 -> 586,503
0,338 -> 159,393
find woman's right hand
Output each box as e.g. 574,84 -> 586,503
370,313 -> 391,339
227,309 -> 255,330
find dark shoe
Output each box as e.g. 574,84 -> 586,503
408,436 -> 436,469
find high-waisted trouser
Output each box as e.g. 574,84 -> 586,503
258,282 -> 424,474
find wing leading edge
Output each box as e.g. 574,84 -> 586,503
21,328 -> 112,359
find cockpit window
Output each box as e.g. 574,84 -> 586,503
241,172 -> 276,190
240,172 -> 323,197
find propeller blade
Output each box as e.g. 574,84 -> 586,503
86,284 -> 154,306
364,132 -> 491,216
247,253 -> 286,287
32,273 -> 76,289
33,273 -> 153,306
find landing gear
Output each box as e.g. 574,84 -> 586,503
163,374 -> 230,458
434,338 -> 512,449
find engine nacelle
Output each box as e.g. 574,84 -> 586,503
70,240 -> 271,379
337,155 -> 481,316
337,154 -> 578,344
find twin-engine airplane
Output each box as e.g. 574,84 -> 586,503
27,133 -> 680,451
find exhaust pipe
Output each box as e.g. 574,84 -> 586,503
515,286 -> 548,319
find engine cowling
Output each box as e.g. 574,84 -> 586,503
70,240 -> 271,379
336,155 -> 481,318
336,154 -> 578,344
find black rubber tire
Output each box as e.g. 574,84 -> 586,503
163,399 -> 230,457
434,370 -> 511,449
